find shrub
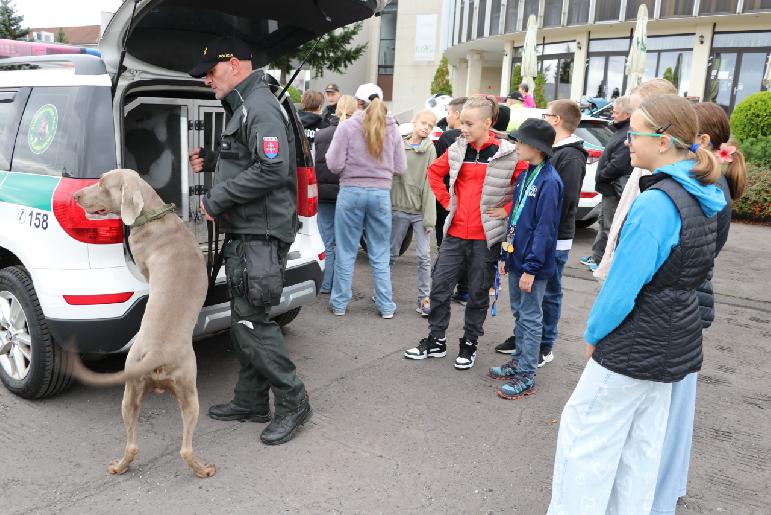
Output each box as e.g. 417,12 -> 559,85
534,72 -> 546,108
740,135 -> 771,167
732,163 -> 771,223
431,56 -> 452,96
510,64 -> 522,95
662,67 -> 674,85
730,91 -> 771,142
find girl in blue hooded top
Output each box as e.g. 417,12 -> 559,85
548,94 -> 726,515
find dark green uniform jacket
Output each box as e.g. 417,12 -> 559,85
202,70 -> 298,244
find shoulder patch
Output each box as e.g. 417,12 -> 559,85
262,136 -> 279,159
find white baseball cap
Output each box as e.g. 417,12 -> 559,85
354,83 -> 384,103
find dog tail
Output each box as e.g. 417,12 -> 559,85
70,351 -> 167,387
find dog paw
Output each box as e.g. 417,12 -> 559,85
195,463 -> 216,478
107,460 -> 130,475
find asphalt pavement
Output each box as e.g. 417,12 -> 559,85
1,221 -> 769,514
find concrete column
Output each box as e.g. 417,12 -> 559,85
454,59 -> 468,96
466,51 -> 483,96
571,32 -> 590,101
366,17 -> 381,84
500,40 -> 515,97
689,23 -> 715,101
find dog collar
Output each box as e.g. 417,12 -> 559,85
132,203 -> 176,228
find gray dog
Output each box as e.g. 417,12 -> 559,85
72,169 -> 215,478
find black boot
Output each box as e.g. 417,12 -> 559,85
495,336 -> 516,354
260,403 -> 313,445
208,402 -> 271,423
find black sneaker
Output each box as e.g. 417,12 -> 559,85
538,348 -> 554,368
404,335 -> 447,360
454,338 -> 477,370
495,336 -> 516,354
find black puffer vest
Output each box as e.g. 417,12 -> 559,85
592,176 -> 717,382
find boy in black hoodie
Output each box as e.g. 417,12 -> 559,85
494,100 -> 586,365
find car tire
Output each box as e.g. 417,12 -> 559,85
575,217 -> 599,229
360,225 -> 413,256
273,307 -> 301,327
0,266 -> 73,399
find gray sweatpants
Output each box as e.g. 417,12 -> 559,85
390,210 -> 431,303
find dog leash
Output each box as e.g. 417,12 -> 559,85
206,220 -> 228,291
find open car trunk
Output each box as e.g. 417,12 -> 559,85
101,0 -> 384,77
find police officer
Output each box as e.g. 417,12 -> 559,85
188,37 -> 311,445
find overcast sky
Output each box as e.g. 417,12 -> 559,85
16,0 -> 123,28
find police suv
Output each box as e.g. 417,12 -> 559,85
0,0 -> 386,398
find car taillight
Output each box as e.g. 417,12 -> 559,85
63,292 -> 133,305
587,148 -> 603,165
53,178 -> 123,244
297,166 -> 318,217
580,191 -> 600,199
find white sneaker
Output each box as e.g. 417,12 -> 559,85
415,297 -> 430,317
454,339 -> 477,370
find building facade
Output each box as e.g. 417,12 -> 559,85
310,0 -> 447,117
442,0 -> 771,112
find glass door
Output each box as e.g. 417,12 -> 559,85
707,50 -> 770,112
734,52 -> 769,107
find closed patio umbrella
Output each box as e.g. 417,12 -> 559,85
763,53 -> 771,90
625,4 -> 648,94
521,14 -> 538,93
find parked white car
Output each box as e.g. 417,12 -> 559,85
0,0 -> 387,399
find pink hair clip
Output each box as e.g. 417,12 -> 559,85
716,143 -> 737,163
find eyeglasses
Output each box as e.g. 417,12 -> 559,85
541,113 -> 558,119
626,131 -> 682,146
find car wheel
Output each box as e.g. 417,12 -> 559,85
273,307 -> 301,327
0,266 -> 73,399
360,225 -> 413,257
575,217 -> 599,229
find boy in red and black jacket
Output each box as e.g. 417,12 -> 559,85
404,97 -> 527,370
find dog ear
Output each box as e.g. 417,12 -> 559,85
120,178 -> 144,226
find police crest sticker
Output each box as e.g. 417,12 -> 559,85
28,104 -> 59,155
262,137 -> 279,159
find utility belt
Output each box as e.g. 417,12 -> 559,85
227,233 -> 275,242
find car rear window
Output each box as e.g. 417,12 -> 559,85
12,86 -> 117,178
576,121 -> 614,149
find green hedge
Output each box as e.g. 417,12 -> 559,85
730,91 -> 771,142
732,163 -> 771,224
287,85 -> 302,104
740,135 -> 771,168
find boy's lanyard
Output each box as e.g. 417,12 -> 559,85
491,161 -> 545,317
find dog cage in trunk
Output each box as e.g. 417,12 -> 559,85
122,96 -> 225,248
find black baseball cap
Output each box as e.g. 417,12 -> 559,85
508,91 -> 524,101
509,118 -> 556,157
325,83 -> 340,93
189,36 -> 253,78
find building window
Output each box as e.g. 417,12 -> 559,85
713,31 -> 771,47
467,0 -> 475,41
699,0 -> 739,14
543,0 -> 563,26
589,37 -> 630,52
378,2 -> 397,75
523,0 -> 539,25
596,0 -> 622,21
567,0 -> 591,25
505,0 -> 519,32
542,58 -> 574,101
659,0 -> 693,17
744,0 -> 771,11
490,0 -> 502,35
625,0 -> 655,19
477,0 -> 488,38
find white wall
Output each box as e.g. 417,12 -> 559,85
390,0 -> 446,114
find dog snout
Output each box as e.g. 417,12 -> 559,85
73,191 -> 81,202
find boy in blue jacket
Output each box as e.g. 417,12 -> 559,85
488,118 -> 563,399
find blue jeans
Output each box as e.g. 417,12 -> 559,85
509,272 -> 548,375
317,202 -> 336,293
651,372 -> 698,514
541,249 -> 570,351
331,187 -> 396,315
